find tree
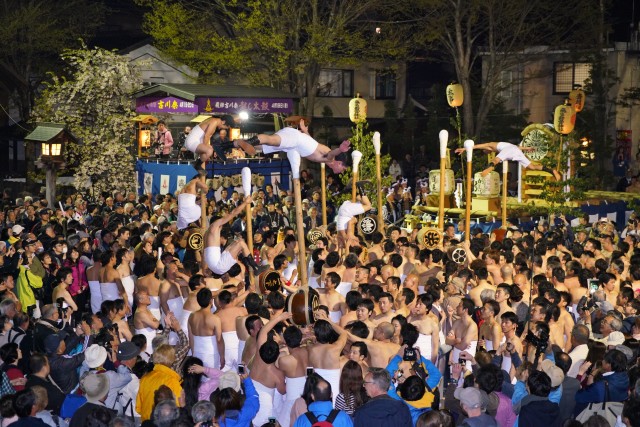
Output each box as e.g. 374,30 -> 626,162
33,45 -> 145,194
137,0 -> 406,116
0,0 -> 105,121
385,0 -> 602,138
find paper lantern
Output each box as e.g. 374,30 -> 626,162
473,171 -> 500,197
349,93 -> 368,123
569,85 -> 586,112
429,169 -> 455,195
446,83 -> 464,107
553,100 -> 575,135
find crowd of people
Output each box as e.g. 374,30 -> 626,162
0,162 -> 638,427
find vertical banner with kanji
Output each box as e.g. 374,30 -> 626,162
160,175 -> 170,195
144,173 -> 153,194
176,176 -> 187,193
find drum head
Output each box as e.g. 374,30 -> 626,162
258,269 -> 282,294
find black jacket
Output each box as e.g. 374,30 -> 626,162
49,352 -> 85,394
353,394 -> 413,427
69,402 -> 117,427
25,375 -> 65,415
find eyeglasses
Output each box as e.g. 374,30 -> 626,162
363,381 -> 374,384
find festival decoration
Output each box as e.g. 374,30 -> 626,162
446,83 -> 464,107
349,93 -> 368,123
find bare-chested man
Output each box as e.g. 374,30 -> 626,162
275,324 -> 309,427
176,174 -> 208,230
99,250 -> 129,312
52,268 -> 78,313
403,273 -> 420,297
318,272 -> 346,324
496,311 -> 523,379
468,263 -> 495,308
355,300 -> 376,336
86,252 -> 103,314
344,321 -> 399,368
445,299 -> 478,370
494,284 -> 516,324
372,292 -> 395,325
215,289 -> 247,371
136,257 -> 162,320
241,314 -> 263,369
250,311 -> 288,427
188,288 -> 225,369
184,115 -> 237,170
310,311 -> 348,404
235,117 -> 349,174
478,300 -> 503,352
133,291 -> 161,354
407,294 -> 439,364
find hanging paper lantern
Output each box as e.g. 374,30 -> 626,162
429,169 -> 455,195
446,83 -> 464,107
349,93 -> 368,123
553,100 -> 576,135
473,171 -> 500,197
569,85 -> 586,112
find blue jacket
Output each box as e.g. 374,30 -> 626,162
219,378 -> 260,427
293,401 -> 353,427
574,371 -> 629,415
353,395 -> 413,427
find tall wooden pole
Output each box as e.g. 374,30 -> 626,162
438,130 -> 448,230
242,167 -> 254,288
464,140 -> 474,242
501,161 -> 508,229
287,151 -> 307,286
372,132 -> 384,235
320,163 -> 327,227
200,189 -> 207,271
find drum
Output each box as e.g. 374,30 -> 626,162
211,176 -> 221,190
222,176 -> 232,188
473,171 -> 500,197
258,269 -> 282,294
447,245 -> 467,265
429,169 -> 455,195
231,174 -> 242,187
286,287 -> 320,326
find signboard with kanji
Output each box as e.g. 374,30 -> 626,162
136,96 -> 198,114
196,97 -> 293,114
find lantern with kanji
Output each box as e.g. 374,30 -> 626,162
446,83 -> 464,107
569,85 -> 586,112
554,100 -> 576,135
349,93 -> 368,123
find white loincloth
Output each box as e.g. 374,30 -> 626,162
185,123 -> 204,152
314,368 -> 341,405
283,258 -> 297,282
193,335 -> 219,369
89,280 -> 102,314
418,286 -> 425,295
222,331 -> 240,372
252,379 -> 275,427
276,376 -> 306,427
180,309 -> 192,337
148,295 -> 161,320
164,296 -> 184,345
415,333 -> 432,362
264,127 -> 319,158
485,335 -> 506,352
100,282 -> 119,302
451,340 -> 478,371
121,275 -> 135,308
134,327 -> 157,355
177,193 -> 201,230
238,339 -> 246,366
308,276 -> 320,289
329,311 -> 342,324
336,282 -> 352,298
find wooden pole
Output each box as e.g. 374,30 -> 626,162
200,190 -> 207,271
320,163 -> 327,227
372,132 -> 384,235
350,151 -> 363,242
502,160 -> 508,228
464,140 -> 474,242
438,130 -> 448,230
242,167 -> 254,288
287,151 -> 307,286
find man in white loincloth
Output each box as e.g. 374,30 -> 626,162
203,195 -> 267,276
335,183 -> 371,250
455,141 -> 561,181
176,174 -> 208,230
184,115 -> 250,170
234,116 -> 349,174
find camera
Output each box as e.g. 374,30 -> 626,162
56,297 -> 69,318
403,347 -> 417,362
238,364 -> 245,375
525,330 -> 549,354
577,295 -> 597,313
306,367 -> 314,376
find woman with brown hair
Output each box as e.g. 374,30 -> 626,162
335,360 -> 368,416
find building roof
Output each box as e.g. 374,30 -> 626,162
133,83 -> 296,101
25,123 -> 78,143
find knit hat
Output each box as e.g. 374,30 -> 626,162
217,371 -> 241,392
81,373 -> 110,402
539,359 -> 564,388
454,387 -> 484,409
